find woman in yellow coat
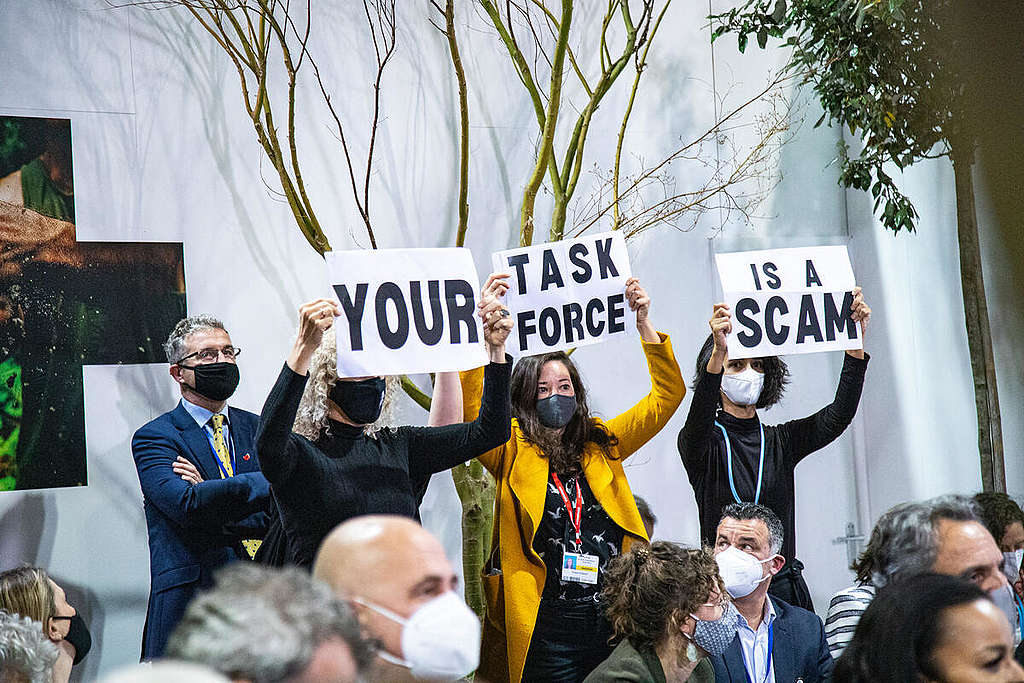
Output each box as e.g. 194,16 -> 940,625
461,274 -> 686,683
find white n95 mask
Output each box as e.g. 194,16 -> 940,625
716,545 -> 774,599
721,368 -> 764,407
354,592 -> 481,680
1003,549 -> 1024,586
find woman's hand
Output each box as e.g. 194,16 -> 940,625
846,286 -> 871,359
478,273 -> 513,363
626,277 -> 659,343
287,298 -> 341,375
707,303 -> 732,374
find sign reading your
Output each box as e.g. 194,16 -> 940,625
714,245 -> 863,359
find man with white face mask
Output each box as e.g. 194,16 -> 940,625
678,292 -> 871,611
313,515 -> 481,682
710,503 -> 833,683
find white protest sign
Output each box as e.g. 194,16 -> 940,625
492,231 -> 637,356
325,248 -> 489,377
714,245 -> 862,359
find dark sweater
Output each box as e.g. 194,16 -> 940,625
677,353 -> 868,561
256,360 -> 511,567
584,638 -> 716,683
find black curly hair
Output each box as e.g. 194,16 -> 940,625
973,492 -> 1024,549
692,333 -> 790,409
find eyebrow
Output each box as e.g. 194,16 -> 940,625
408,576 -> 447,597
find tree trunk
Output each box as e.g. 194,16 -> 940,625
451,460 -> 495,619
951,145 -> 1005,492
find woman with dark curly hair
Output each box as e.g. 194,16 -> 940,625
586,542 -> 736,682
833,573 -> 1024,683
459,275 -> 685,683
677,290 -> 871,610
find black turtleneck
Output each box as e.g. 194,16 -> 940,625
677,353 -> 868,562
255,361 -> 511,568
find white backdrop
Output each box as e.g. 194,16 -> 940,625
0,1 -> 1020,677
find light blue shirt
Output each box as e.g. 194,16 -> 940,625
180,398 -> 233,470
737,596 -> 777,683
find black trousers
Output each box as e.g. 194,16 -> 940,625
767,557 -> 814,611
522,601 -> 615,683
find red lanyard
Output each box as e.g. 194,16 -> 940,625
550,472 -> 583,549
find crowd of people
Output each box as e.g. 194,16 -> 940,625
2,279 -> 1023,683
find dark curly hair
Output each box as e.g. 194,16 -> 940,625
692,333 -> 789,409
601,542 -> 724,652
510,351 -> 618,475
973,492 -> 1024,549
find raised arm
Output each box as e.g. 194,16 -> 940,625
406,274 -> 513,480
132,427 -> 270,530
428,372 -> 463,427
256,299 -> 340,484
604,278 -> 686,459
781,288 -> 871,464
677,304 -> 730,474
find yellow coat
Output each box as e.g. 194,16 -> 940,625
460,333 -> 685,683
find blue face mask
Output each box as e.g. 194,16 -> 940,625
536,394 -> 576,428
687,602 -> 740,657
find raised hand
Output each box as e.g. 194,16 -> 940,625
478,273 -> 512,362
847,286 -> 871,359
288,298 -> 342,375
707,303 -> 732,373
625,277 -> 658,343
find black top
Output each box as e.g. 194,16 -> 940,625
256,360 -> 511,568
677,353 -> 868,561
534,471 -> 625,607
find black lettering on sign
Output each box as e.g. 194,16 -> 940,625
595,237 -> 619,279
517,310 -> 537,350
765,296 -> 789,345
824,291 -> 858,341
607,293 -> 626,333
795,293 -> 823,343
334,283 -> 369,351
410,280 -> 443,346
585,298 -> 606,336
750,263 -> 762,291
563,302 -> 584,342
764,262 -> 781,289
507,254 -> 530,294
444,279 -> 479,344
569,243 -> 592,284
375,282 -> 409,349
540,250 -> 564,291
539,308 -> 561,346
805,259 -> 822,287
735,298 -> 762,347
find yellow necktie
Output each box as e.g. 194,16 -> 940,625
209,414 -> 261,560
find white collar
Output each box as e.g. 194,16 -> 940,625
181,397 -> 227,428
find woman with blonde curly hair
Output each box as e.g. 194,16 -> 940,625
586,542 -> 738,683
255,282 -> 513,568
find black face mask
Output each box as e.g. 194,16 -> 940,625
536,394 -> 577,429
180,361 -> 240,401
329,377 -> 386,425
64,613 -> 92,665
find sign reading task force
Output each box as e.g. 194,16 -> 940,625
715,245 -> 863,359
493,231 -> 637,356
326,248 -> 488,378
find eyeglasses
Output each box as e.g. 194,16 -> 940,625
176,346 -> 241,365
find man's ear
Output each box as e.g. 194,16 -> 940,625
768,554 -> 786,576
169,365 -> 182,383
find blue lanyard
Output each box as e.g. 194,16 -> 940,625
744,621 -> 773,683
209,425 -> 236,479
716,420 -> 765,505
1015,594 -> 1024,640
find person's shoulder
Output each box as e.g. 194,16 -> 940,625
772,596 -> 824,629
134,404 -> 184,438
828,584 -> 875,608
583,639 -> 657,682
227,405 -> 260,426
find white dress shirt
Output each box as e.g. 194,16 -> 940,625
736,596 -> 777,683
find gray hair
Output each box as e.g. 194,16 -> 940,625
166,565 -> 373,683
163,315 -> 227,364
0,610 -> 58,683
866,494 -> 981,589
291,327 -> 400,440
721,502 -> 785,556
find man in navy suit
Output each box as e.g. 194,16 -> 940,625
710,502 -> 833,683
132,315 -> 271,660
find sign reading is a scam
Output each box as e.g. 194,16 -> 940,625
492,231 -> 637,356
715,245 -> 863,359
326,248 -> 489,377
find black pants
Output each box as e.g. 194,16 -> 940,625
522,601 -> 615,683
767,557 -> 814,611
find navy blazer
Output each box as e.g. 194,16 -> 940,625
711,596 -> 833,683
132,401 -> 271,660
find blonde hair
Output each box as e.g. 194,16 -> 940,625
291,327 -> 399,441
0,567 -> 55,627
